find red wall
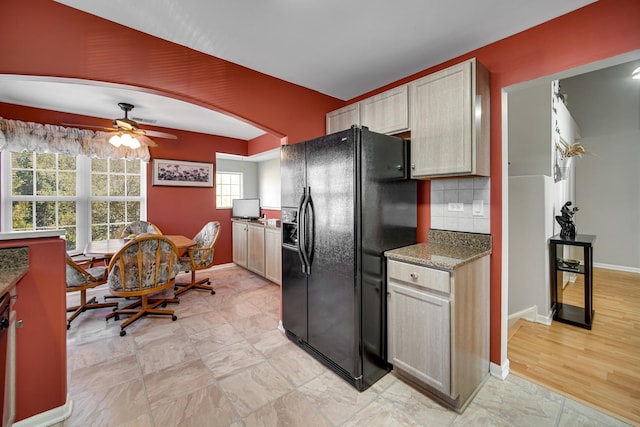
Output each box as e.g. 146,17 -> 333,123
345,0 -> 640,364
1,0 -> 639,369
0,237 -> 67,422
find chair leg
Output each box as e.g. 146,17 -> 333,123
107,294 -> 178,336
67,289 -> 118,330
174,270 -> 216,296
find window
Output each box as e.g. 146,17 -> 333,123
215,172 -> 242,208
1,152 -> 146,252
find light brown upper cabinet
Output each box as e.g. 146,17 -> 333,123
360,86 -> 409,135
326,103 -> 360,134
409,58 -> 490,178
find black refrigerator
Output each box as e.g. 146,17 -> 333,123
281,125 -> 417,391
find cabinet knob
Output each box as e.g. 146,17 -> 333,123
411,164 -> 415,170
396,165 -> 403,171
410,273 -> 418,280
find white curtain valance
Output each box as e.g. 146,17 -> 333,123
0,117 -> 150,161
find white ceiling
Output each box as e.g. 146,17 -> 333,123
1,0 -> 596,143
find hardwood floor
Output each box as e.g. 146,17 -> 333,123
508,268 -> 640,426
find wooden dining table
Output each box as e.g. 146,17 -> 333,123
84,235 -> 196,258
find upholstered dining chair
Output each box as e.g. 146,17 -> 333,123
115,220 -> 162,238
105,235 -> 181,336
175,221 -> 221,297
66,255 -> 118,329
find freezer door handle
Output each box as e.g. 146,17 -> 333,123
299,187 -> 311,275
306,188 -> 315,273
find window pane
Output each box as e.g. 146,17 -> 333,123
12,201 -> 33,230
58,171 -> 76,196
110,159 -> 125,173
127,201 -> 140,220
92,174 -> 108,196
218,173 -> 229,184
110,201 -> 126,223
92,158 -> 108,172
126,159 -> 140,174
12,152 -> 33,169
63,227 -> 77,251
58,155 -> 76,171
12,170 -> 33,196
91,201 -> 108,224
36,171 -> 57,196
231,174 -> 240,185
92,225 -> 109,241
110,175 -> 125,197
58,202 -> 76,226
110,224 -> 124,239
35,201 -> 56,228
127,175 -> 140,196
36,153 -> 56,170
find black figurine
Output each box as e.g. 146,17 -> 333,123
556,201 -> 579,239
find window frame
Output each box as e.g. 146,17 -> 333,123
215,171 -> 243,209
0,152 -> 147,253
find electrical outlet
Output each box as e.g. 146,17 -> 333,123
447,202 -> 464,212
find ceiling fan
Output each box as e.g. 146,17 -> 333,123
66,102 -> 177,148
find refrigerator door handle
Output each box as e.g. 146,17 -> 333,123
298,187 -> 311,275
306,188 -> 315,273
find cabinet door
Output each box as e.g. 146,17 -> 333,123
326,104 -> 360,134
388,281 -> 451,395
232,222 -> 248,268
360,85 -> 409,135
247,224 -> 265,275
264,227 -> 282,285
409,60 -> 473,177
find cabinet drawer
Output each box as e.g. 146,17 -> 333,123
387,260 -> 450,294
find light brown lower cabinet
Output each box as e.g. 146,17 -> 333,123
232,220 -> 281,285
387,255 -> 489,411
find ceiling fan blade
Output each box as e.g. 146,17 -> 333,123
136,134 -> 158,147
62,123 -> 114,131
142,129 -> 178,139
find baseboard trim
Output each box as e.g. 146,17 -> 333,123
490,360 -> 510,380
509,306 -> 552,326
594,262 -> 640,274
13,397 -> 73,427
209,262 -> 236,270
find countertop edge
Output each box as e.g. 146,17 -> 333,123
0,230 -> 66,241
385,248 -> 491,271
0,267 -> 28,296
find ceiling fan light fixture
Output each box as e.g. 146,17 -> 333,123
109,133 -> 123,147
108,132 -> 141,149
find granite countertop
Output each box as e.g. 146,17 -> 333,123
385,229 -> 492,271
0,246 -> 29,295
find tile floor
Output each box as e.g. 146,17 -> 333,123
63,265 -> 632,427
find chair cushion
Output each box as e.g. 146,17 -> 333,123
66,265 -> 107,288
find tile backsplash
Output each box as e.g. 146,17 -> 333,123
430,177 -> 490,234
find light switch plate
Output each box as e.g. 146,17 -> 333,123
472,200 -> 484,216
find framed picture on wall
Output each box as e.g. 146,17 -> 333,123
152,159 -> 214,187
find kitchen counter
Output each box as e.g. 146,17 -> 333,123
231,218 -> 281,229
0,246 -> 29,295
0,230 -> 65,241
385,229 -> 491,271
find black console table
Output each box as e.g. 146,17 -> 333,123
549,234 -> 596,329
